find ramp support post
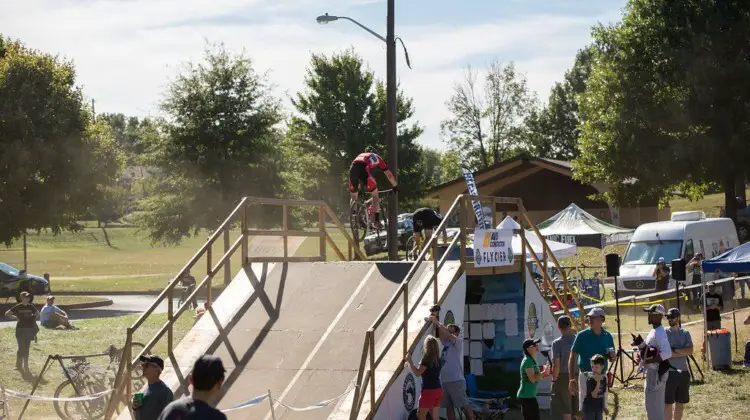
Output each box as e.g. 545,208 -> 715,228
403,282 -> 408,356
368,330 -> 376,412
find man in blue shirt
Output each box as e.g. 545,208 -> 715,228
665,308 -> 692,420
568,308 -> 615,413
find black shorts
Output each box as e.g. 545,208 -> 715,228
665,370 -> 690,404
348,162 -> 376,193
412,208 -> 442,233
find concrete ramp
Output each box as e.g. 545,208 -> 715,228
209,261 -> 427,419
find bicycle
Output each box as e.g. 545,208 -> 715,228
53,342 -> 145,420
349,188 -> 392,245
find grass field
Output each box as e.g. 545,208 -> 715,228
0,313 -> 193,420
670,188 -> 750,217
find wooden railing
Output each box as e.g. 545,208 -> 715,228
349,195 -> 585,419
104,197 -> 363,419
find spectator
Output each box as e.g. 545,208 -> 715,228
744,313 -> 750,368
552,315 -> 579,420
518,338 -> 551,420
40,296 -> 76,330
704,283 -> 723,330
664,308 -> 693,420
653,258 -> 670,292
430,315 -> 475,420
405,336 -> 443,420
640,304 -> 672,420
581,355 -> 607,420
133,355 -> 174,420
568,308 -> 615,414
157,354 -> 227,420
685,254 -> 703,307
4,291 -> 39,375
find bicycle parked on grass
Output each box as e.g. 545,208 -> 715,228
350,188 -> 393,246
53,342 -> 145,420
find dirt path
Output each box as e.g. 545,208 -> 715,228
53,273 -> 170,280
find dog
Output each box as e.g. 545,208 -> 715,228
630,333 -> 672,376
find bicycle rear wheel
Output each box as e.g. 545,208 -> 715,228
350,201 -> 368,243
405,237 -> 419,261
55,380 -> 108,420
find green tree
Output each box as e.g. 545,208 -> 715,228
438,150 -> 464,183
574,0 -> 750,225
290,50 -> 423,212
0,37 -> 123,244
99,113 -> 151,163
441,61 -> 537,171
136,42 -> 283,244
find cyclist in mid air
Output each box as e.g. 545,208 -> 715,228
348,146 -> 398,225
412,207 -> 448,247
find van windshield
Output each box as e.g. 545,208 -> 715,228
622,241 -> 682,265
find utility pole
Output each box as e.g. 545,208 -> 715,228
386,0 -> 399,260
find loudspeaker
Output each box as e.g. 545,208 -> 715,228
606,253 -> 620,277
671,258 -> 686,281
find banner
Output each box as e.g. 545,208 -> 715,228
473,229 -> 514,267
463,170 -> 490,229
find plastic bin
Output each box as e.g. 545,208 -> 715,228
707,328 -> 732,370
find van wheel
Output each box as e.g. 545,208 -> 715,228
738,222 -> 749,242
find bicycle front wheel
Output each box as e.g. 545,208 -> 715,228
55,380 -> 109,420
405,237 -> 419,261
350,201 -> 367,243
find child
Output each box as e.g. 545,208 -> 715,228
582,354 -> 607,420
405,335 -> 443,420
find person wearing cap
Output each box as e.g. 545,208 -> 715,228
640,304 -> 672,420
704,282 -> 723,330
40,296 -> 76,330
518,338 -> 551,420
4,291 -> 39,375
568,307 -> 615,414
551,315 -> 579,420
133,355 -> 173,420
653,257 -> 670,292
157,354 -> 227,420
664,308 -> 693,420
429,314 -> 475,420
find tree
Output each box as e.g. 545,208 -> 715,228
441,62 -> 537,171
290,50 -> 423,212
526,46 -> 594,160
135,42 -> 283,244
574,0 -> 750,224
438,150 -> 464,184
99,113 -> 152,163
0,37 -> 123,244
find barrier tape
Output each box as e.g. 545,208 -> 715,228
1,386 -> 113,402
274,382 -> 356,412
221,393 -> 269,413
0,384 -> 9,420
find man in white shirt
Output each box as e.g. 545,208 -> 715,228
640,304 -> 672,420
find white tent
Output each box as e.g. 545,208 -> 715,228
496,216 -> 577,261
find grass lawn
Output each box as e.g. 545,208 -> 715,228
0,313 -> 193,420
670,188 -> 750,217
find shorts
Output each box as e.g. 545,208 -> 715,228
418,388 -> 443,409
441,380 -> 470,409
665,370 -> 690,404
552,373 -> 579,415
348,162 -> 377,193
412,209 -> 442,234
706,320 -> 721,331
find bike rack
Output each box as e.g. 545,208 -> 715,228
104,197 -> 364,419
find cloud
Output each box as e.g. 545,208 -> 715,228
0,1 -> 619,150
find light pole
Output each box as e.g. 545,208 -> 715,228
317,3 -> 409,261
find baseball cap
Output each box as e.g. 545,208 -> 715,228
522,338 -> 541,350
19,291 -> 30,298
658,257 -> 665,263
557,315 -> 572,328
191,355 -> 226,391
643,304 -> 666,315
586,307 -> 606,318
666,308 -> 681,318
139,355 -> 164,370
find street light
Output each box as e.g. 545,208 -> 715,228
317,3 -> 409,261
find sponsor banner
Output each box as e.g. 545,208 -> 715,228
463,170 -> 490,229
473,229 -> 514,267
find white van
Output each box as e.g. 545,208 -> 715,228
618,211 -> 739,294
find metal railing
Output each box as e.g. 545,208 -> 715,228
348,195 -> 586,419
104,197 -> 363,419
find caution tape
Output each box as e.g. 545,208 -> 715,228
1,386 -> 113,402
219,381 -> 356,413
221,393 -> 269,413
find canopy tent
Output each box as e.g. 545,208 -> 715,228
536,203 -> 634,249
445,217 -> 577,262
702,242 -> 750,273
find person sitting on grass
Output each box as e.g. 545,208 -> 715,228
582,355 -> 607,420
40,296 -> 77,330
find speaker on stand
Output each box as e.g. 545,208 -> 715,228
605,253 -> 636,386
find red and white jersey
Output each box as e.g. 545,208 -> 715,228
352,152 -> 388,171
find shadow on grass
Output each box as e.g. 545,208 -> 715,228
609,388 -> 621,419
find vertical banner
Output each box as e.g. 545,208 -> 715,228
463,170 -> 490,229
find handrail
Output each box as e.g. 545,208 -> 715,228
105,197 -> 364,419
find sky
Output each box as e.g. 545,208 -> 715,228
1,0 -> 628,150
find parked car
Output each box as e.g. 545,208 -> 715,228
363,218 -> 414,256
0,263 -> 50,302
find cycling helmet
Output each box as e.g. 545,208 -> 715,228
364,146 -> 377,154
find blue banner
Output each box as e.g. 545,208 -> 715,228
463,170 -> 490,229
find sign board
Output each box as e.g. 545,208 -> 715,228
463,170 -> 490,229
473,229 -> 514,267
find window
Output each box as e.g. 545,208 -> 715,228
622,241 -> 683,265
684,239 -> 694,261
